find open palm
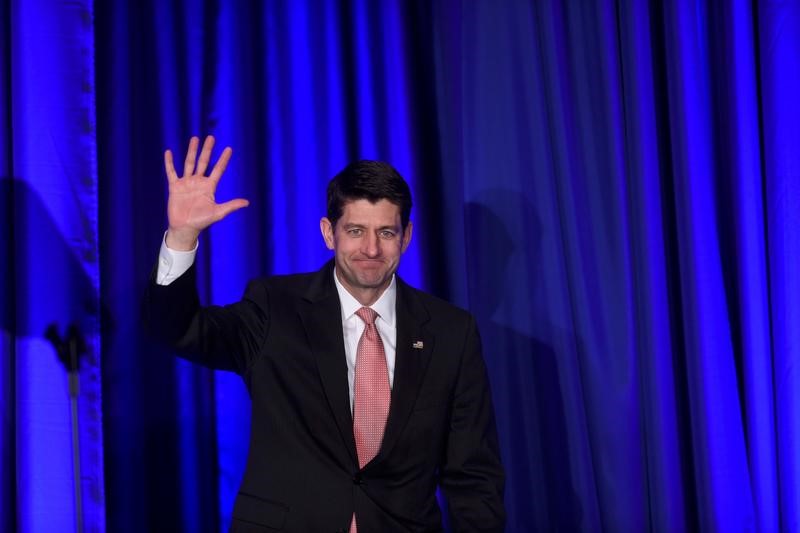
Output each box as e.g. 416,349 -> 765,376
164,135 -> 249,249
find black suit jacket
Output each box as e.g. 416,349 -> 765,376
143,260 -> 504,532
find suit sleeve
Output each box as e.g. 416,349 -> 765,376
440,316 -> 506,532
142,262 -> 269,374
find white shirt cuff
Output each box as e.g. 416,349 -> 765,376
156,231 -> 198,285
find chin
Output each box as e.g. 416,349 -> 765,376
355,276 -> 388,289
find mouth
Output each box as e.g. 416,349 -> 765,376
353,258 -> 385,268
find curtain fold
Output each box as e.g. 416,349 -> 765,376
1,0 -> 16,529
433,0 -> 797,530
2,0 -> 104,531
758,2 -> 800,527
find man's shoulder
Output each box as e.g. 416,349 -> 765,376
264,269 -> 319,286
247,269 -> 323,294
241,261 -> 335,304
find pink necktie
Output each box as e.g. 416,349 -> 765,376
351,307 -> 391,532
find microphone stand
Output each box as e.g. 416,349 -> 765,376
45,324 -> 84,533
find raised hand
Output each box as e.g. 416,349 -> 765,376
164,135 -> 249,250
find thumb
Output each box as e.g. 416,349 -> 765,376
214,198 -> 250,221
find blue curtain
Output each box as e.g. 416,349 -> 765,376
2,0 -> 798,531
434,1 -> 799,529
1,0 -> 105,531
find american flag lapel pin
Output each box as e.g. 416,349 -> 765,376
412,341 -> 424,349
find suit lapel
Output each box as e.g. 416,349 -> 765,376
298,262 -> 358,466
373,278 -> 433,465
299,265 -> 433,470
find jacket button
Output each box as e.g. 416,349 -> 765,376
352,472 -> 363,485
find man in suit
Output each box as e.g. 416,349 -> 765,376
144,136 -> 505,532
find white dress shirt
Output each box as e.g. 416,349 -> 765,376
333,269 -> 396,412
155,232 -> 197,285
156,234 -> 397,411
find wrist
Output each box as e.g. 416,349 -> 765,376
165,228 -> 199,251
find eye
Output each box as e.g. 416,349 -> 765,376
379,230 -> 397,239
347,228 -> 363,237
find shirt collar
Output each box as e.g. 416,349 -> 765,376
333,267 -> 397,327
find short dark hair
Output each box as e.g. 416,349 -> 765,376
326,160 -> 412,229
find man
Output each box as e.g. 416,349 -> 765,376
144,136 -> 505,532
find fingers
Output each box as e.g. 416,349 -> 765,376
214,198 -> 250,221
209,146 -> 233,184
183,136 -> 199,177
164,150 -> 179,183
173,136 -> 231,181
195,135 -> 216,176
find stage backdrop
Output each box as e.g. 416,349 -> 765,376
1,0 -> 798,531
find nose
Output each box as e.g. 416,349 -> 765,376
362,232 -> 380,257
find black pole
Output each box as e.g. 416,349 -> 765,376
44,324 -> 84,533
67,327 -> 83,533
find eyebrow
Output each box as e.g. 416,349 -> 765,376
342,223 -> 399,231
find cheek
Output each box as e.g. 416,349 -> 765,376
335,241 -> 358,257
386,243 -> 404,259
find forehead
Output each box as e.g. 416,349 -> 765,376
337,198 -> 402,226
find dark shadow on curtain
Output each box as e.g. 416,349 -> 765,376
0,172 -> 197,531
0,178 -> 99,338
465,192 -> 581,530
0,176 -> 16,533
0,176 -> 107,528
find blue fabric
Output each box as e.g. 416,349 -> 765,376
2,0 -> 798,531
1,0 -> 104,531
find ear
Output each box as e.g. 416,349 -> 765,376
320,217 -> 335,250
400,221 -> 413,253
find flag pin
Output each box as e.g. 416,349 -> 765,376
412,341 -> 424,349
